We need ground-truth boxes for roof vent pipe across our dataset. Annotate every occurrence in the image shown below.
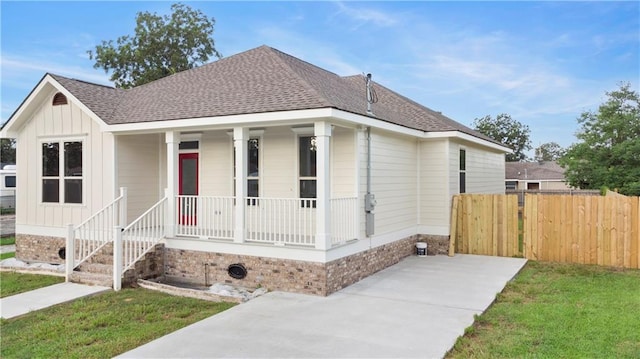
[365,73,377,116]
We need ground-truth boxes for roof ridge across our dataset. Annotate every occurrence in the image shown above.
[263,46,336,108]
[49,73,119,90]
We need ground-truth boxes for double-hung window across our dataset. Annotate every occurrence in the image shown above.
[42,140,83,204]
[299,136,317,208]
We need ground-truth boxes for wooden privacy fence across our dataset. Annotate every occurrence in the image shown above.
[450,193,640,269]
[449,194,520,257]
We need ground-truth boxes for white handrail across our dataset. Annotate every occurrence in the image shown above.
[67,188,127,275]
[121,196,168,272]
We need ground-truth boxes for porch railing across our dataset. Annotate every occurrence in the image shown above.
[66,188,127,280]
[331,197,358,245]
[175,195,235,239]
[246,197,317,246]
[171,195,359,248]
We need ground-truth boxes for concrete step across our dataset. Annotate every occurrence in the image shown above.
[70,271,113,287]
[86,255,113,266]
[78,262,113,275]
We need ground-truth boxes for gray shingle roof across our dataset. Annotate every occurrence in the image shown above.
[51,45,499,144]
[505,161,566,181]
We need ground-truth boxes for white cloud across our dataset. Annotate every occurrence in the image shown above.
[1,55,111,85]
[333,1,398,28]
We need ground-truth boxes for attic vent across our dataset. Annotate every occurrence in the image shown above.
[52,93,68,106]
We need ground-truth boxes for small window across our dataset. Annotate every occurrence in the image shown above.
[459,149,466,193]
[5,175,16,188]
[52,93,68,106]
[299,136,317,207]
[179,141,199,150]
[506,181,517,190]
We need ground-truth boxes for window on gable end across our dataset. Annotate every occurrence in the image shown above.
[52,93,68,106]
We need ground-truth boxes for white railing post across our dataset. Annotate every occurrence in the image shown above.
[113,226,123,291]
[315,122,332,250]
[119,187,128,227]
[65,223,75,282]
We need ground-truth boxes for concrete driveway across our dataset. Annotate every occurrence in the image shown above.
[118,254,527,359]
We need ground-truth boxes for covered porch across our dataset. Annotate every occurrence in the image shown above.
[117,120,364,251]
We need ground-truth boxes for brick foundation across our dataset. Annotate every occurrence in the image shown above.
[164,249,328,295]
[123,244,165,286]
[15,234,66,264]
[164,233,449,296]
[15,232,450,296]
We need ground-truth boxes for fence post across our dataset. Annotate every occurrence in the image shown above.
[65,224,75,282]
[449,196,459,256]
[119,187,128,227]
[113,226,123,291]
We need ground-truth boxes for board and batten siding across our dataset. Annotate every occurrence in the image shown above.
[16,88,115,233]
[116,134,164,222]
[419,139,451,234]
[366,129,418,236]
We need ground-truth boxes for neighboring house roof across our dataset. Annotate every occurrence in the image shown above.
[4,45,502,147]
[505,161,566,181]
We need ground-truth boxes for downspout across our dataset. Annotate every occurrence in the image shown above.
[365,127,376,237]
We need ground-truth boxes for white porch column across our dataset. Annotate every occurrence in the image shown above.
[234,127,249,243]
[165,131,179,238]
[315,121,332,250]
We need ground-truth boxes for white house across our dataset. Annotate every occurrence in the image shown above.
[0,46,509,295]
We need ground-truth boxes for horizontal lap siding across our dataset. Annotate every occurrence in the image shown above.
[451,140,505,194]
[262,127,296,198]
[331,127,356,197]
[420,140,450,230]
[17,87,114,228]
[370,130,418,234]
[199,131,232,196]
[117,134,162,222]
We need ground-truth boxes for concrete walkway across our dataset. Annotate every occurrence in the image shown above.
[119,254,527,359]
[1,282,110,319]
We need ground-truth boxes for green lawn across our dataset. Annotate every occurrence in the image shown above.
[0,236,15,246]
[0,252,15,260]
[0,284,235,358]
[447,261,640,358]
[0,271,64,298]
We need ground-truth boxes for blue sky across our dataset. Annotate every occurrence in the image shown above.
[1,1,638,154]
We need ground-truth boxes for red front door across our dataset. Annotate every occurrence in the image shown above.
[179,153,198,225]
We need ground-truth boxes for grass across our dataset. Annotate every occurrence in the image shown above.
[447,261,640,358]
[1,236,15,245]
[0,285,235,358]
[0,271,64,298]
[0,252,15,260]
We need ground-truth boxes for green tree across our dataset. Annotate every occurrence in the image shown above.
[559,83,640,195]
[473,113,532,161]
[534,142,564,162]
[0,138,16,165]
[89,3,221,89]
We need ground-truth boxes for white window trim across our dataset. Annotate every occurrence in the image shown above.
[39,136,86,206]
